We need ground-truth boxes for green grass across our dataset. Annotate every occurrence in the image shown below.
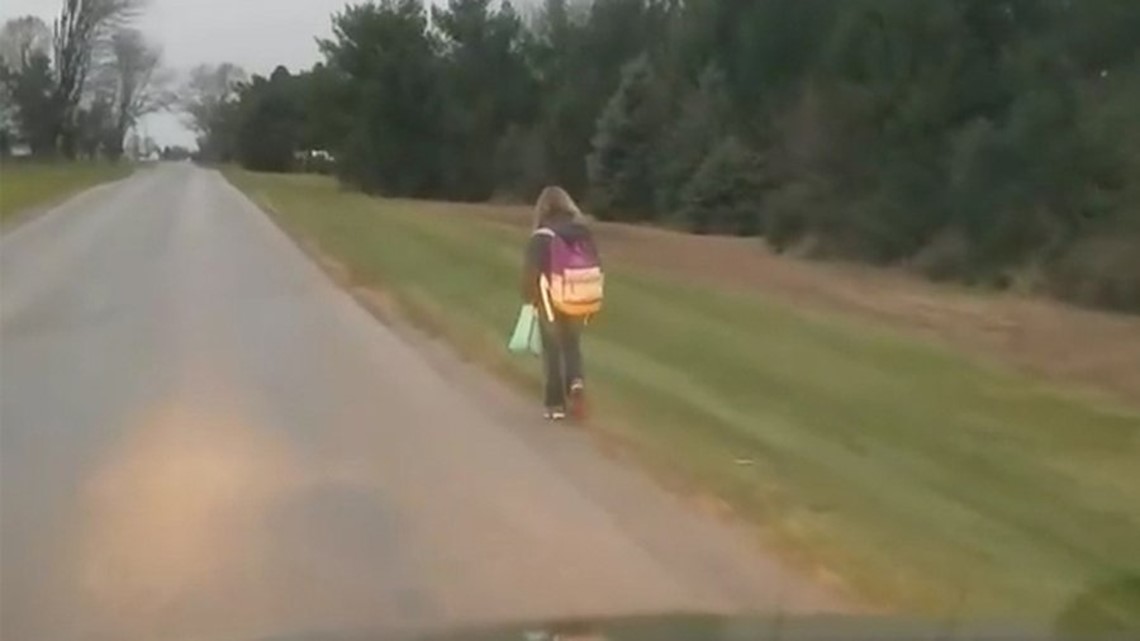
[226,169,1140,630]
[0,161,132,222]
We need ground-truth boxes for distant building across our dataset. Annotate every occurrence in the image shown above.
[295,149,336,174]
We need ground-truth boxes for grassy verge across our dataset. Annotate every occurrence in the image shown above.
[0,161,132,222]
[226,169,1140,628]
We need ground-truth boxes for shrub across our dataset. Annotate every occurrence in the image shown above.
[677,136,768,236]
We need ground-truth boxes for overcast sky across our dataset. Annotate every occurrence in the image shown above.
[0,0,361,146]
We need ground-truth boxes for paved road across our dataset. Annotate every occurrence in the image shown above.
[1,165,842,641]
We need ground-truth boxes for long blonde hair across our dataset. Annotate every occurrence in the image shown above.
[533,185,585,229]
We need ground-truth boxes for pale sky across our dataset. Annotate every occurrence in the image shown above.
[0,0,359,147]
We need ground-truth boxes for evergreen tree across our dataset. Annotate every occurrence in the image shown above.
[678,136,768,235]
[587,54,667,220]
[655,63,732,216]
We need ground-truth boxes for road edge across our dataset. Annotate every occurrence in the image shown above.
[0,170,136,237]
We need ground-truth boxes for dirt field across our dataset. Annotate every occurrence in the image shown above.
[418,199,1140,407]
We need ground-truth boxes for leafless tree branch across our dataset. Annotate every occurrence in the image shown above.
[179,62,247,136]
[0,16,52,72]
[52,0,148,155]
[99,27,166,156]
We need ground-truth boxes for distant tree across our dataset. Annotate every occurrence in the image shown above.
[296,63,347,153]
[587,54,668,220]
[673,0,836,114]
[179,62,247,162]
[493,123,548,199]
[0,52,58,155]
[74,90,116,158]
[433,0,539,200]
[53,0,145,157]
[318,0,445,195]
[233,66,305,172]
[0,16,52,72]
[655,63,732,216]
[540,0,673,197]
[99,28,168,159]
[678,136,768,235]
[0,16,55,154]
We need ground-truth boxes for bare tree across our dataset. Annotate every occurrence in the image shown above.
[0,16,52,72]
[100,28,168,158]
[180,63,246,134]
[53,0,145,156]
[179,62,247,159]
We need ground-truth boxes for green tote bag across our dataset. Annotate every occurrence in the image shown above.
[507,304,543,356]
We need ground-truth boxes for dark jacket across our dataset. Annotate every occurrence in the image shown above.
[520,217,599,305]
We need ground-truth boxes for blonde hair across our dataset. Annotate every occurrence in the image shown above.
[533,185,585,229]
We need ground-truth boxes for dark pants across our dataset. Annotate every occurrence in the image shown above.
[539,314,584,409]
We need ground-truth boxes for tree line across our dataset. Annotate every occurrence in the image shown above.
[23,0,1140,311]
[0,0,170,161]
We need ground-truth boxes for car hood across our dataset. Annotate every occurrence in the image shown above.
[260,611,1134,641]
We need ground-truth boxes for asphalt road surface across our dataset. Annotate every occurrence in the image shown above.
[1,165,843,641]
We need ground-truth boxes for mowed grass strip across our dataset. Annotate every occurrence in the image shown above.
[227,169,1140,625]
[0,161,132,222]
